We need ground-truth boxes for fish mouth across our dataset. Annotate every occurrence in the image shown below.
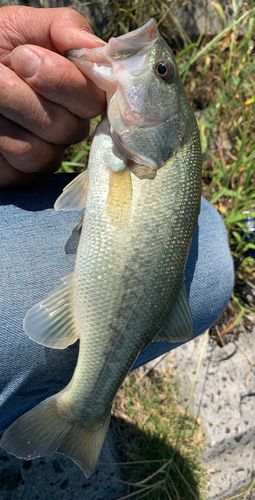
[67,19,176,170]
[67,19,159,95]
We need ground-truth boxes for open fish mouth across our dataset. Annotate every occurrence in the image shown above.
[67,20,178,170]
[67,19,159,95]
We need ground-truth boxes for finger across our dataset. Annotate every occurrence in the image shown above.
[0,6,105,65]
[0,114,64,174]
[11,45,106,119]
[0,155,38,188]
[0,64,90,145]
[49,8,107,53]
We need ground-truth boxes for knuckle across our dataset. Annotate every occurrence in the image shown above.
[34,101,68,144]
[0,132,62,173]
[1,137,34,167]
[38,106,60,137]
[39,105,87,145]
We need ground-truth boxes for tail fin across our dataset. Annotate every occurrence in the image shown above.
[0,394,110,478]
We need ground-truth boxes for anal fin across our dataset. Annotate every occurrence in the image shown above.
[154,282,193,343]
[77,215,84,231]
[23,273,79,349]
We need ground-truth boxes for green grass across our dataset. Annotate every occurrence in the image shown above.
[181,10,255,277]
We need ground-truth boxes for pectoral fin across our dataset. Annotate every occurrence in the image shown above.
[154,282,193,343]
[54,170,89,211]
[23,273,79,349]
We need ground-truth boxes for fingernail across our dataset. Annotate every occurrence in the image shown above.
[80,30,107,46]
[67,29,107,50]
[11,47,41,77]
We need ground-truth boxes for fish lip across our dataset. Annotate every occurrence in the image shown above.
[107,18,158,51]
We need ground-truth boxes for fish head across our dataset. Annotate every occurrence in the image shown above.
[68,19,197,171]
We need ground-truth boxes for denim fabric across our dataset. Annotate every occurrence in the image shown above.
[0,174,234,430]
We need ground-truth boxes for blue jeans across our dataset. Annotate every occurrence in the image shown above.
[0,174,234,431]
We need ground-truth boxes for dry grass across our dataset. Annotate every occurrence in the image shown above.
[112,366,207,500]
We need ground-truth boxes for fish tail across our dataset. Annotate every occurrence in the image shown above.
[0,394,111,478]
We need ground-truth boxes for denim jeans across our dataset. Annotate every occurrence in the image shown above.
[0,174,234,431]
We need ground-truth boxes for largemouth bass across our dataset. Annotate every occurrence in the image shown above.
[1,19,201,477]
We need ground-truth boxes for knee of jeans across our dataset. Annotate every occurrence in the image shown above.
[187,198,234,338]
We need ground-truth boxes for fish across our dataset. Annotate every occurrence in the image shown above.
[0,19,201,478]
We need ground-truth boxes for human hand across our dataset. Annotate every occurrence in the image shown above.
[0,6,106,188]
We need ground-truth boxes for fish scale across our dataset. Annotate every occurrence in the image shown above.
[1,19,201,478]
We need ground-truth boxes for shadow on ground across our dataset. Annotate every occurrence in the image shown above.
[112,415,202,500]
[0,415,201,500]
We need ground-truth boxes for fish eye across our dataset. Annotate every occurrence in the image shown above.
[155,60,174,81]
